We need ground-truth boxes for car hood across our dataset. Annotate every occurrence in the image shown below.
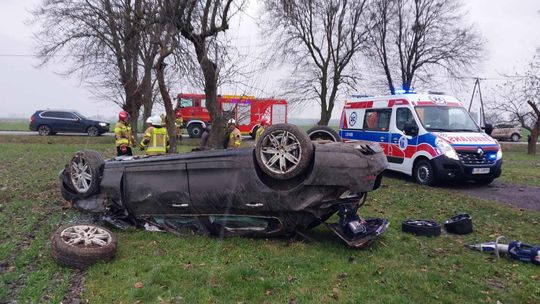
[433,132,498,149]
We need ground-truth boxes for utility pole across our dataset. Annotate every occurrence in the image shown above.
[468,77,486,128]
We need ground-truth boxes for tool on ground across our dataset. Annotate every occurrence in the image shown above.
[466,236,540,265]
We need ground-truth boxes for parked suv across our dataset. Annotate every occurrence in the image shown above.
[29,110,110,136]
[491,124,522,142]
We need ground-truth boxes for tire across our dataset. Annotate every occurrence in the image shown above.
[67,150,104,198]
[402,220,441,237]
[414,159,436,186]
[50,223,117,269]
[444,214,473,235]
[87,126,99,137]
[255,124,313,180]
[38,125,52,136]
[187,123,203,138]
[250,126,259,139]
[510,133,520,142]
[306,126,341,142]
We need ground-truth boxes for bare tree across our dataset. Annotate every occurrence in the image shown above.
[161,0,243,148]
[263,0,369,126]
[489,74,539,155]
[33,0,158,135]
[366,0,483,94]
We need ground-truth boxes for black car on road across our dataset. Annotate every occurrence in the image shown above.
[29,110,110,136]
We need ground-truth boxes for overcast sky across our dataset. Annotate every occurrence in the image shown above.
[0,0,539,119]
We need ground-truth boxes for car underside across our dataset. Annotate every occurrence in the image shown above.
[60,124,389,248]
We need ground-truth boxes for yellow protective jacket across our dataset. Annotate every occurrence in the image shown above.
[227,128,242,148]
[114,121,136,147]
[255,126,265,142]
[140,126,169,155]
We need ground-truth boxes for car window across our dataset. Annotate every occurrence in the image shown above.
[179,98,193,107]
[363,109,392,131]
[396,108,416,131]
[41,111,75,119]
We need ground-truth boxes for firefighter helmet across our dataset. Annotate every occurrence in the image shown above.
[119,111,129,122]
[150,115,162,127]
[145,117,153,124]
[260,118,268,126]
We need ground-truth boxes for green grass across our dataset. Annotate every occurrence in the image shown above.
[0,119,29,131]
[499,143,540,187]
[0,135,539,303]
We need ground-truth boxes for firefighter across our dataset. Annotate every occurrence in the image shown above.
[255,118,268,142]
[175,109,183,140]
[140,116,169,155]
[225,118,242,149]
[114,111,137,156]
[145,116,153,128]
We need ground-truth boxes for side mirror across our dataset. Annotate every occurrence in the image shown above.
[403,122,418,137]
[483,123,493,136]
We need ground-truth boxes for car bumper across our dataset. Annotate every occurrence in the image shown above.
[97,125,110,133]
[431,156,502,182]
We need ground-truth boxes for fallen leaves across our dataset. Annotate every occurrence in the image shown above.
[134,281,143,289]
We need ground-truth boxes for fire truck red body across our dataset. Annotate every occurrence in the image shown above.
[176,93,288,138]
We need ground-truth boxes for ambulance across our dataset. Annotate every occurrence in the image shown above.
[338,92,502,185]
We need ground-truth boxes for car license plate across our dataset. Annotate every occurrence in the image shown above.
[472,168,490,174]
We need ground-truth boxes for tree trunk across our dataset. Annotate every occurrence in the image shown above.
[156,64,177,153]
[195,42,225,149]
[141,67,154,124]
[527,122,539,155]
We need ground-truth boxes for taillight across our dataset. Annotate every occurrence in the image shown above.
[29,115,35,123]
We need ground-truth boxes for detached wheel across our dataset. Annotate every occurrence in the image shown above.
[187,123,203,138]
[68,150,104,198]
[306,126,341,142]
[87,126,99,137]
[402,220,441,237]
[256,124,313,180]
[510,133,520,142]
[414,159,436,186]
[38,125,52,136]
[51,223,117,269]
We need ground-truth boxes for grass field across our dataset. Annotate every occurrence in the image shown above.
[0,119,28,131]
[0,135,539,303]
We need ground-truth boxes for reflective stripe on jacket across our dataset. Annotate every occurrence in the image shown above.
[114,122,133,146]
[228,128,242,148]
[141,126,168,155]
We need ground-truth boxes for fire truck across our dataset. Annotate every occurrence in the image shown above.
[176,93,288,138]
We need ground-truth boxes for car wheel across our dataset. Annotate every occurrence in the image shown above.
[510,133,520,142]
[187,123,203,138]
[414,159,436,186]
[255,124,313,180]
[306,126,341,142]
[67,150,104,198]
[87,126,99,137]
[38,125,52,136]
[50,223,117,269]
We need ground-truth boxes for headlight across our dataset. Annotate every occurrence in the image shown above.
[496,149,502,160]
[435,137,459,160]
[99,122,108,127]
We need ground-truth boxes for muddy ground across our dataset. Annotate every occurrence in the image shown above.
[444,180,540,212]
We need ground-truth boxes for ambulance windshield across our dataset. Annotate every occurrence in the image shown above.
[415,106,480,132]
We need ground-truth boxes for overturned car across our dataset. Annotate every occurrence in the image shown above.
[57,124,389,267]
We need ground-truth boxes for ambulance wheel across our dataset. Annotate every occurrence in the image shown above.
[67,150,104,198]
[306,126,341,142]
[414,159,436,186]
[256,124,313,180]
[188,124,203,138]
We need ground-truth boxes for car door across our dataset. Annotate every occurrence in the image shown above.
[186,150,270,215]
[388,107,419,171]
[122,160,192,216]
[40,111,70,132]
[60,112,84,132]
